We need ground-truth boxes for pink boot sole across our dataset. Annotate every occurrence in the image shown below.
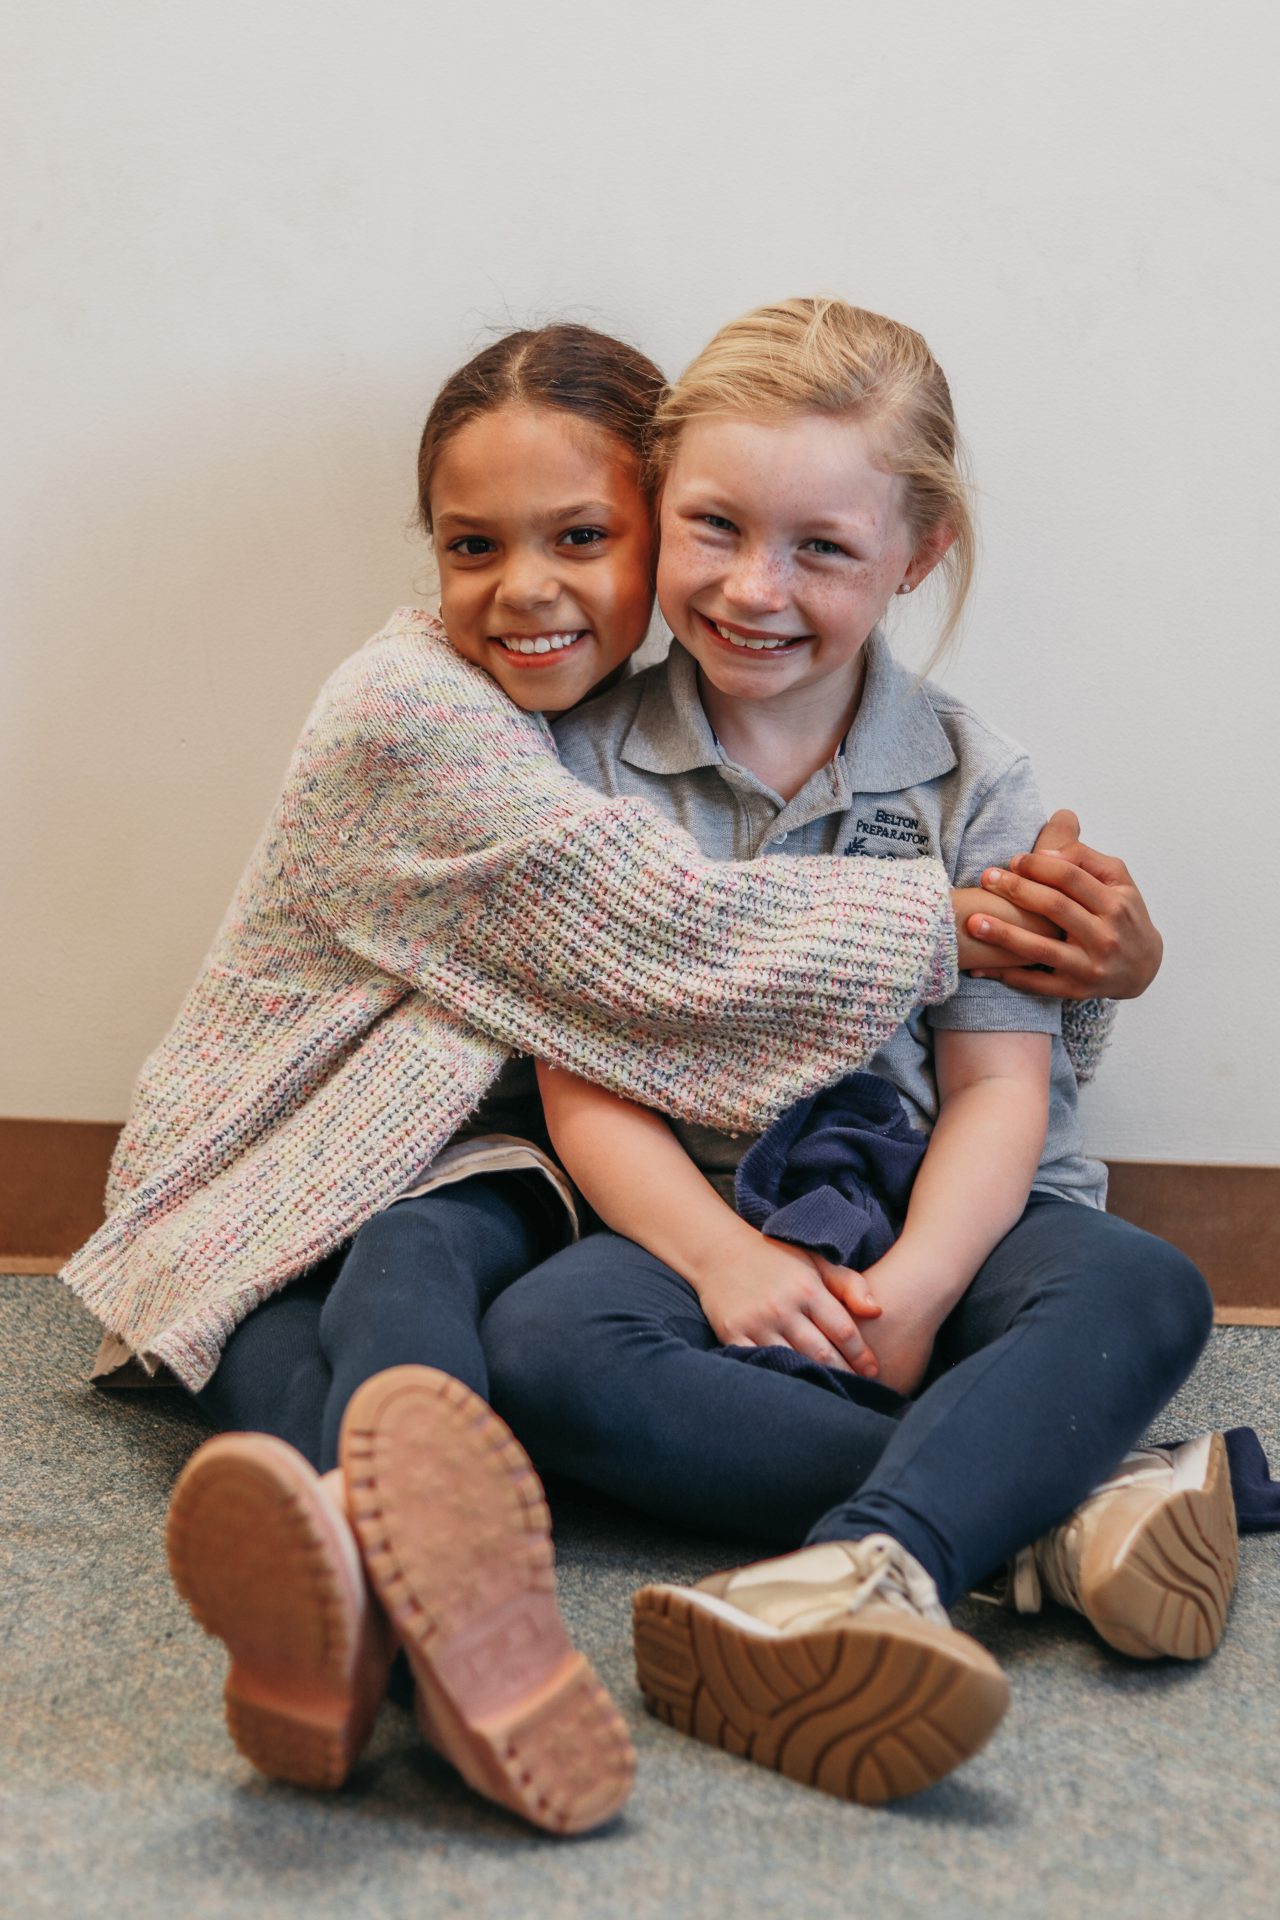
[340,1366,635,1834]
[167,1432,393,1788]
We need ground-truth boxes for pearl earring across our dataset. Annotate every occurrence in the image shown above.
[897,581,913,594]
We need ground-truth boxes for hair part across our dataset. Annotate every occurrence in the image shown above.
[653,297,976,658]
[418,323,666,533]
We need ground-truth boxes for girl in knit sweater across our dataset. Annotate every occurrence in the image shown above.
[82,324,1164,1832]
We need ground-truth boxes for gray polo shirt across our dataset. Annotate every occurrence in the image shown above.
[552,633,1106,1210]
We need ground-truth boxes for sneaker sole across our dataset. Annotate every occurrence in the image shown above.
[166,1434,388,1789]
[1082,1430,1239,1659]
[339,1366,635,1836]
[633,1584,1009,1805]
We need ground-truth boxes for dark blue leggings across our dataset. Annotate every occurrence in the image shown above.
[194,1175,557,1473]
[483,1197,1213,1608]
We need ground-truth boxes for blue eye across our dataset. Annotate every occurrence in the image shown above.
[804,538,844,557]
[561,526,607,547]
[700,514,737,533]
[447,536,495,557]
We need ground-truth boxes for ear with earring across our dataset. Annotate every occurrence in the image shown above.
[896,580,913,595]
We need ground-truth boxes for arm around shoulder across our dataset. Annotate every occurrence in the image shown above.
[280,621,960,1131]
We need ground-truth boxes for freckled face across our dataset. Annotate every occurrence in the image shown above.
[430,404,656,713]
[656,413,920,714]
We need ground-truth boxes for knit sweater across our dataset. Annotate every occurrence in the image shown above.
[62,610,969,1391]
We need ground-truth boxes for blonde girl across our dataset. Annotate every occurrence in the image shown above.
[484,299,1235,1807]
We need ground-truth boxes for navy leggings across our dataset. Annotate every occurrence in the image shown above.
[195,1175,557,1473]
[483,1196,1213,1608]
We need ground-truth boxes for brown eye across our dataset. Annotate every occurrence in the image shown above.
[561,526,607,548]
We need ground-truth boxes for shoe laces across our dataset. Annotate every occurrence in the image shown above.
[835,1535,951,1628]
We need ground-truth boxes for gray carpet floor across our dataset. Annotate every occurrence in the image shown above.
[3,1272,1277,1920]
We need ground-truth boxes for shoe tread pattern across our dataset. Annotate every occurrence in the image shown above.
[166,1442,368,1790]
[341,1366,633,1834]
[1085,1431,1240,1660]
[633,1586,1007,1805]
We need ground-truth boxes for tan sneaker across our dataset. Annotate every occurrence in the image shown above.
[339,1366,634,1836]
[166,1432,395,1789]
[1008,1431,1239,1659]
[633,1534,1009,1805]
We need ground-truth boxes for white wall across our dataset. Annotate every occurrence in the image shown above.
[4,0,1276,1161]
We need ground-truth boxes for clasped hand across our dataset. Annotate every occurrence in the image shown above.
[697,1229,945,1400]
[696,1231,882,1378]
[960,809,1163,999]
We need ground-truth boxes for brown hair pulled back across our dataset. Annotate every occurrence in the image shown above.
[417,324,666,532]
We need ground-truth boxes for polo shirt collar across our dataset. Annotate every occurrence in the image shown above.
[620,640,723,775]
[842,630,957,792]
[619,629,958,790]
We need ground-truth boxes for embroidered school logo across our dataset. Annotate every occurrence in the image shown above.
[846,807,930,858]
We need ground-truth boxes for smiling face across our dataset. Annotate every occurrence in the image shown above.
[430,403,656,713]
[657,412,947,721]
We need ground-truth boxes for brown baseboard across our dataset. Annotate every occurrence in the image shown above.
[1103,1161,1280,1314]
[0,1118,121,1268]
[1,1119,1277,1318]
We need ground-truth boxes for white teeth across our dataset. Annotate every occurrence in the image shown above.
[713,620,796,651]
[497,632,583,655]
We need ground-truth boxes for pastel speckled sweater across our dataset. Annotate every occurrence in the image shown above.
[60,610,1090,1392]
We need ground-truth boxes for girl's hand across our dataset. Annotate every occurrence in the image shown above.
[696,1235,881,1377]
[952,888,1058,972]
[966,815,1163,1000]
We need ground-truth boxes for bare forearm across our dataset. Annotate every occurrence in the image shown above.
[856,1052,1049,1396]
[891,1077,1047,1310]
[536,1062,754,1285]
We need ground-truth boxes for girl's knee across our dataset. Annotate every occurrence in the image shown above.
[1088,1228,1213,1373]
[486,1240,693,1422]
[1146,1241,1214,1360]
[484,1269,586,1408]
[343,1201,432,1265]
